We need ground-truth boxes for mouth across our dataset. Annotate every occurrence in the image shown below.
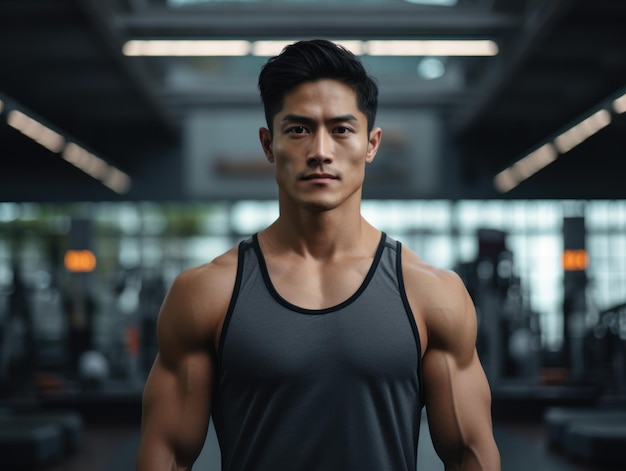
[301,173,338,181]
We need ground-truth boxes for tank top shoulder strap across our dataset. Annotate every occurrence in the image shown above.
[383,234,425,405]
[216,236,254,363]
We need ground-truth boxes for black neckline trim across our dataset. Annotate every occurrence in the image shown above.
[252,232,387,315]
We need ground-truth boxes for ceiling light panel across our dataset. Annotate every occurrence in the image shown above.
[123,39,498,57]
[123,40,251,56]
[553,109,611,155]
[366,40,498,56]
[613,93,626,114]
[166,0,458,5]
[7,110,65,153]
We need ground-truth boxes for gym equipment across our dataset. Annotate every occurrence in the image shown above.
[78,350,110,387]
[544,406,626,467]
[459,229,541,388]
[544,406,626,449]
[589,302,626,395]
[0,419,63,469]
[565,420,626,467]
[0,421,63,469]
[0,409,83,468]
[24,410,83,453]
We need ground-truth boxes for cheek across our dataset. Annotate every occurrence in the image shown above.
[272,140,297,162]
[345,142,370,164]
[272,148,299,179]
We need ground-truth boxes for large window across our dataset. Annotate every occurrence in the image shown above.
[1,200,624,363]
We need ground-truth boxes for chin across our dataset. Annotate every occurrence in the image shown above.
[301,200,338,212]
[297,188,361,213]
[296,194,344,212]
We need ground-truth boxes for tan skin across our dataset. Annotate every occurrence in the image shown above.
[136,79,500,470]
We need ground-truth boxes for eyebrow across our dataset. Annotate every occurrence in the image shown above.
[281,114,359,125]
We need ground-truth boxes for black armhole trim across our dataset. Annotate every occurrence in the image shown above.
[216,239,247,371]
[396,241,426,407]
[252,232,387,315]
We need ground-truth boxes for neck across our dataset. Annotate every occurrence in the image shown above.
[261,198,377,261]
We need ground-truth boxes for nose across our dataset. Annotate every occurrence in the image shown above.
[307,131,333,167]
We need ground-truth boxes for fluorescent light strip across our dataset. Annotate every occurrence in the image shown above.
[613,93,626,114]
[494,143,557,193]
[167,0,460,4]
[252,40,365,57]
[63,142,109,179]
[366,40,498,56]
[553,109,611,154]
[123,39,251,56]
[7,110,65,153]
[251,40,291,57]
[103,167,132,194]
[493,168,519,194]
[4,106,131,194]
[404,0,457,5]
[122,39,498,57]
[494,107,613,193]
[511,143,558,180]
[63,142,131,194]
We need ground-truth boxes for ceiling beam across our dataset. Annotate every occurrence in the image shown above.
[452,0,574,137]
[76,0,179,133]
[114,5,520,38]
[159,88,473,110]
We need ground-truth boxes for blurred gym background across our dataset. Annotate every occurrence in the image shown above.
[1,0,626,469]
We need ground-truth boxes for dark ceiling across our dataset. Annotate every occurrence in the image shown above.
[0,0,625,202]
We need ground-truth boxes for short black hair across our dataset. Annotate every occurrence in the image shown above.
[258,39,379,134]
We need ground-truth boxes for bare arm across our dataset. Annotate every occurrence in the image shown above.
[136,256,235,471]
[407,256,500,470]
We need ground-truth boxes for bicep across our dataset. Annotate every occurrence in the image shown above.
[423,348,496,469]
[139,353,213,469]
[421,272,500,469]
[137,273,215,470]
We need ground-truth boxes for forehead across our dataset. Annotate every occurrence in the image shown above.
[279,79,362,118]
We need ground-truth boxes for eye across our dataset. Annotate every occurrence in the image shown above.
[287,126,308,134]
[334,126,352,134]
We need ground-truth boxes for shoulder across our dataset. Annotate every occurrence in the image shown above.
[400,245,476,353]
[172,244,240,300]
[400,244,469,308]
[157,244,240,353]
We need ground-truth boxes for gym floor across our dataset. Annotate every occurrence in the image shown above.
[41,414,606,471]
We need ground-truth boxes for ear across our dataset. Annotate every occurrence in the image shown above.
[259,127,274,163]
[365,127,382,164]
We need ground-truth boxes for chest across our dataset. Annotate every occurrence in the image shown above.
[263,255,372,310]
[221,271,419,387]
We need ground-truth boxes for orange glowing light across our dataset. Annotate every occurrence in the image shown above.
[562,249,588,271]
[64,250,97,272]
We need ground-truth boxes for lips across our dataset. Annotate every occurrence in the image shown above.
[301,173,338,180]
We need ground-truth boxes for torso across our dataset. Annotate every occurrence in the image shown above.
[211,232,424,470]
[199,230,437,360]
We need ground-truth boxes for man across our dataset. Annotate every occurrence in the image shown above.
[137,39,500,470]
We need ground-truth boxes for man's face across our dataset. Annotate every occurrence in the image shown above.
[259,79,381,212]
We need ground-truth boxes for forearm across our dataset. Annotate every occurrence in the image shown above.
[425,353,500,471]
[138,359,211,471]
[445,441,500,471]
[136,441,182,471]
[137,409,207,471]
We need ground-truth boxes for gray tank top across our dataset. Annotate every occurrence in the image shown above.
[213,232,424,470]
